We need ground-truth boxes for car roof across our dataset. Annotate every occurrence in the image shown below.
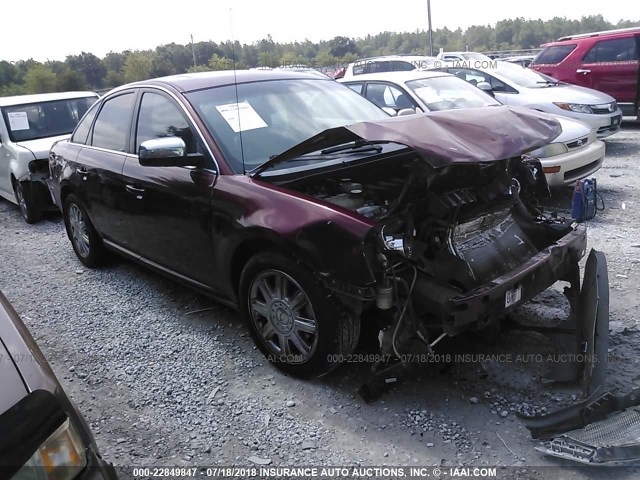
[543,26,640,46]
[0,91,98,107]
[119,70,330,94]
[351,55,438,63]
[339,70,453,83]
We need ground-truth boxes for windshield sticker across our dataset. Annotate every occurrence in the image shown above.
[216,101,267,133]
[7,112,30,131]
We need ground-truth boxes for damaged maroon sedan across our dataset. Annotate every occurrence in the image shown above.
[48,70,598,381]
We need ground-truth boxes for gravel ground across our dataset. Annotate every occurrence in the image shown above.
[1,123,640,480]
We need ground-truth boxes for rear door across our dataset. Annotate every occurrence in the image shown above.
[577,35,639,107]
[119,89,218,287]
[75,91,137,240]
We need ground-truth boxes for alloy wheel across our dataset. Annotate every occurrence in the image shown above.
[248,269,318,363]
[68,204,90,258]
[15,183,28,220]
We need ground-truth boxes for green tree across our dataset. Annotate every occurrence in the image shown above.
[122,52,153,83]
[328,36,358,57]
[24,64,57,93]
[104,70,124,88]
[66,52,106,89]
[56,69,88,91]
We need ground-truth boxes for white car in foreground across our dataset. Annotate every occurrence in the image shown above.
[433,61,622,138]
[0,92,98,223]
[339,71,605,187]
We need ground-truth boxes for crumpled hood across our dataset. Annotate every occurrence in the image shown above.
[254,105,561,173]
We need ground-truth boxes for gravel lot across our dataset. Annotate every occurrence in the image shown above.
[1,124,640,480]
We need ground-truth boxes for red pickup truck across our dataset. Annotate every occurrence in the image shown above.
[531,27,640,118]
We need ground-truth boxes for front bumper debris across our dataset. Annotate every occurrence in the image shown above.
[522,386,640,465]
[359,249,610,403]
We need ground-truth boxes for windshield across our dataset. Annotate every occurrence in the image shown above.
[2,96,98,142]
[493,62,560,88]
[186,79,388,173]
[406,76,500,111]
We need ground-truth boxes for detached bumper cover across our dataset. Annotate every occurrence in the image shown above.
[443,224,587,334]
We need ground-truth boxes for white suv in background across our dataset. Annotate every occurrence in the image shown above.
[0,92,98,223]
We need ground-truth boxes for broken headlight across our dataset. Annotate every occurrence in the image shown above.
[13,418,87,480]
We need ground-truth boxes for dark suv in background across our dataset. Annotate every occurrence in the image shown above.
[531,27,640,118]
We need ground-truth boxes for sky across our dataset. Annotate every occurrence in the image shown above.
[1,0,638,62]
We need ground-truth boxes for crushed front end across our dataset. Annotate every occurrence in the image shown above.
[259,107,607,398]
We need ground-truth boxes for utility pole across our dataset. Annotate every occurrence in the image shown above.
[427,0,434,56]
[190,34,197,69]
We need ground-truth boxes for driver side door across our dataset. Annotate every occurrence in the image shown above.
[118,90,219,288]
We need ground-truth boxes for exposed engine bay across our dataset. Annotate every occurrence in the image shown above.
[281,150,574,293]
[271,148,596,400]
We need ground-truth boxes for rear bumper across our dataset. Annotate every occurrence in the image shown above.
[441,224,587,334]
[541,140,605,187]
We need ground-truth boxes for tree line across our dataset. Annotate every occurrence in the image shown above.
[1,15,638,96]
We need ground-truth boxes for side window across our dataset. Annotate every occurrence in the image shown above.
[451,69,489,86]
[345,83,363,94]
[135,92,196,154]
[583,37,638,63]
[533,45,577,65]
[365,83,417,110]
[451,69,514,93]
[71,102,99,145]
[91,93,135,152]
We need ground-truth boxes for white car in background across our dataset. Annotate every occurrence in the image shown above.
[339,70,605,187]
[0,92,98,223]
[332,55,438,79]
[433,61,622,138]
[436,51,493,63]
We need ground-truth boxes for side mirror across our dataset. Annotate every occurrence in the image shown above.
[381,107,397,116]
[476,82,494,97]
[397,108,417,116]
[138,137,201,167]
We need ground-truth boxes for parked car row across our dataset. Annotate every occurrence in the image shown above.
[339,70,606,186]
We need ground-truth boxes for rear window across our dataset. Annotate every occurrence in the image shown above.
[532,45,576,65]
[2,96,97,143]
[583,37,638,63]
[353,61,416,75]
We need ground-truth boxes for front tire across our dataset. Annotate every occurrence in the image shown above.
[240,252,360,378]
[63,194,106,267]
[13,180,42,224]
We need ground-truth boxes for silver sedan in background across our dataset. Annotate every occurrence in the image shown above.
[339,70,606,187]
[432,61,622,138]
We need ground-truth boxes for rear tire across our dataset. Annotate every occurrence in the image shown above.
[63,193,106,267]
[240,252,360,378]
[13,180,42,224]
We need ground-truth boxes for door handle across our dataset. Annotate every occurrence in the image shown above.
[125,184,145,194]
[576,69,591,74]
[76,167,89,175]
